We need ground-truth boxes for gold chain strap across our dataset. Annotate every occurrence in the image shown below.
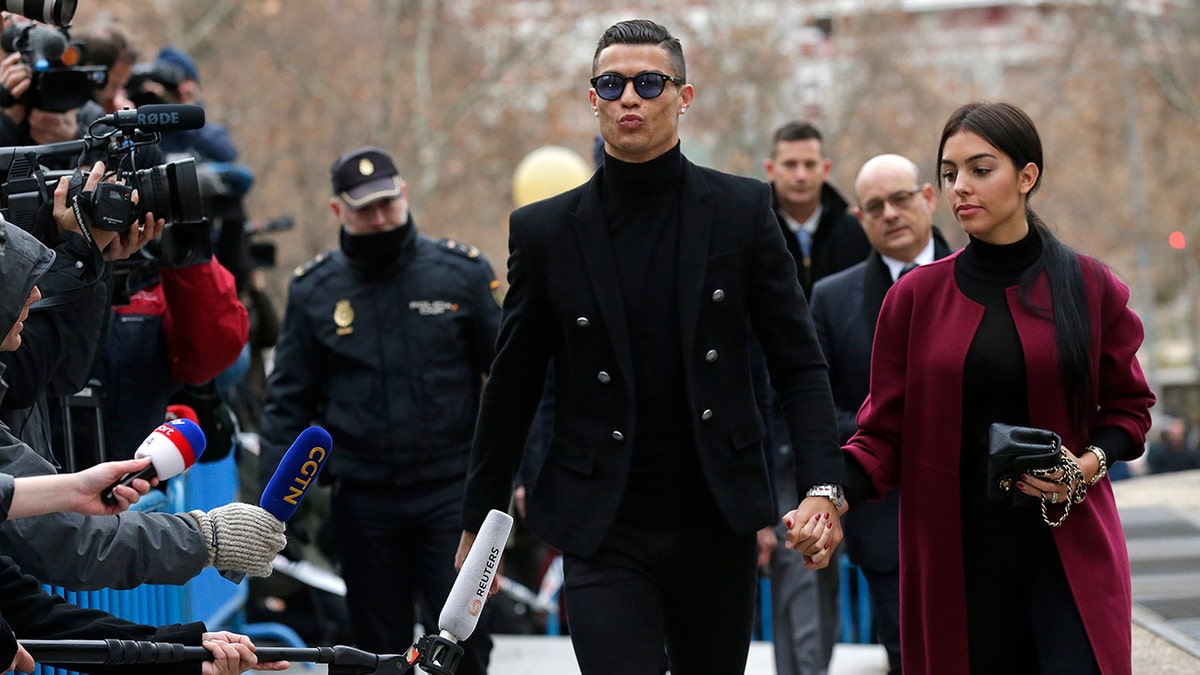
[1027,448,1088,528]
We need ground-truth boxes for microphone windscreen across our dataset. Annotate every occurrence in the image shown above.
[133,418,206,479]
[259,426,332,522]
[438,509,513,642]
[129,104,206,132]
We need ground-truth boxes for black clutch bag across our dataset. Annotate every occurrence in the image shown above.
[987,423,1062,506]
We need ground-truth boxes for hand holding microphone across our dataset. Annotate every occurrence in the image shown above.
[199,427,332,581]
[101,418,206,506]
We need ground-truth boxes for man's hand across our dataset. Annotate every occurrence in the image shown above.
[0,51,30,122]
[200,632,290,674]
[7,456,155,519]
[6,642,34,674]
[755,525,777,568]
[781,495,845,570]
[455,530,501,599]
[104,211,165,261]
[27,107,76,144]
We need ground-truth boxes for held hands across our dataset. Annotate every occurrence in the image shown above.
[781,495,846,571]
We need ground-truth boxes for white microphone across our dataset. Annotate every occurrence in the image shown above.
[438,509,514,643]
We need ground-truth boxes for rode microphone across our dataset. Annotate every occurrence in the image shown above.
[221,426,332,583]
[97,104,206,133]
[101,418,205,505]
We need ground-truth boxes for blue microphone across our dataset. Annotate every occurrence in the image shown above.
[259,426,332,521]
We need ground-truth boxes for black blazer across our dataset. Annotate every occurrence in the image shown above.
[776,183,872,298]
[463,156,845,557]
[808,228,952,571]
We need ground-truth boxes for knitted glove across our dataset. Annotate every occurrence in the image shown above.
[188,503,286,577]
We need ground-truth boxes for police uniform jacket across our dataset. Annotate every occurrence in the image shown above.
[462,155,845,558]
[259,219,500,488]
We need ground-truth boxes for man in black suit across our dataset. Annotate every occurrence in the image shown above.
[457,19,846,675]
[765,122,871,299]
[808,153,953,674]
[764,121,871,675]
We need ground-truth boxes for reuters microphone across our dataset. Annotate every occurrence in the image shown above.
[101,418,205,505]
[440,509,513,642]
[220,426,332,583]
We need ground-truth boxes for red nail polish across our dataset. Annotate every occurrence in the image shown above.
[824,513,830,519]
[824,544,829,550]
[785,518,793,528]
[826,522,832,529]
[1016,481,1025,490]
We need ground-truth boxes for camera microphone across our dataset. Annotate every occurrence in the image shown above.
[98,104,206,133]
[100,418,206,505]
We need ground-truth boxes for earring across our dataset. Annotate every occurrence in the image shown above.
[593,110,599,117]
[680,107,687,115]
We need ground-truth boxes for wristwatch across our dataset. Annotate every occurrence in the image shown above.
[806,483,845,510]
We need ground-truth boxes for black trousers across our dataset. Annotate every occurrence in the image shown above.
[563,519,758,675]
[331,476,492,675]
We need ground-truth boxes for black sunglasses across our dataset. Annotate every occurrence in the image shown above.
[590,71,685,101]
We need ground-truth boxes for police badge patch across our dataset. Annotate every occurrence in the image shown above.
[334,299,355,335]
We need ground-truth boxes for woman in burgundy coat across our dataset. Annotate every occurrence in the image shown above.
[786,102,1154,674]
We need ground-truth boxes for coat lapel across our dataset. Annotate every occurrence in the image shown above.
[677,162,715,361]
[863,252,892,336]
[570,173,636,396]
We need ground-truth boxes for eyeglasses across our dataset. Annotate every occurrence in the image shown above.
[590,71,685,101]
[860,188,922,219]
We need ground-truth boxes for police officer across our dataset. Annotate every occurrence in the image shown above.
[258,147,500,673]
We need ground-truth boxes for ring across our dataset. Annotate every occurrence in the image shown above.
[1050,492,1058,504]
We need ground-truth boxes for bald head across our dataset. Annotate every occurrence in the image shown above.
[853,154,937,263]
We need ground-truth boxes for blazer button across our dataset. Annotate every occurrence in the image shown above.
[597,371,611,384]
[711,289,725,302]
[576,317,591,327]
[705,349,719,364]
[701,409,714,422]
[612,430,625,442]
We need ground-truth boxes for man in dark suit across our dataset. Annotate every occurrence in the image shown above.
[808,153,953,674]
[764,122,872,299]
[763,121,872,675]
[457,19,846,675]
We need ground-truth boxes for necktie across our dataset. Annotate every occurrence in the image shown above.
[898,262,918,279]
[795,228,812,260]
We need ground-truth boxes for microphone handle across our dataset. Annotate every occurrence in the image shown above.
[21,640,389,668]
[100,465,159,506]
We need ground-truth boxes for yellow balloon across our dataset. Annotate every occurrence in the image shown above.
[512,146,593,208]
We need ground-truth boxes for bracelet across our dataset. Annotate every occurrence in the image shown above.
[1086,445,1108,486]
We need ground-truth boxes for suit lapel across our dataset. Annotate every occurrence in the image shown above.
[677,162,715,361]
[863,252,892,336]
[570,173,636,395]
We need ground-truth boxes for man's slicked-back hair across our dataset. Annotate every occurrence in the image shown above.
[593,19,686,82]
[770,121,823,157]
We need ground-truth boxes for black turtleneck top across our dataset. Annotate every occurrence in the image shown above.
[601,144,720,526]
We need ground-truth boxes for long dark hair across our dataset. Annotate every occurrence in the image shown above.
[937,102,1095,437]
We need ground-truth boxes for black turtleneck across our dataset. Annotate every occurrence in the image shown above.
[601,143,718,526]
[339,215,418,278]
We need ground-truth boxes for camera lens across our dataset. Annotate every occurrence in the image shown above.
[135,157,202,225]
[3,1,76,26]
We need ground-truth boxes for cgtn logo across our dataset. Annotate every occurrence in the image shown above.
[469,598,483,617]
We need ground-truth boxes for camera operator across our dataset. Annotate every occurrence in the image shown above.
[0,12,103,157]
[128,47,236,164]
[0,162,286,591]
[73,23,135,115]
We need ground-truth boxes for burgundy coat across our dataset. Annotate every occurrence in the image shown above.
[845,250,1154,675]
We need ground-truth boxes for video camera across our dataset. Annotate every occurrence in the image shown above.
[0,103,205,239]
[0,1,105,113]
